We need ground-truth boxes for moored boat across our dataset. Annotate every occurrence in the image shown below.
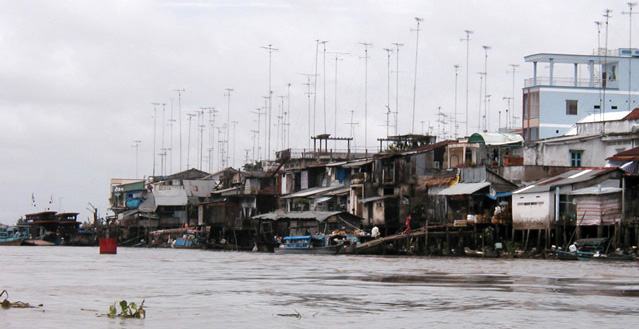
[274,235,345,254]
[0,225,29,246]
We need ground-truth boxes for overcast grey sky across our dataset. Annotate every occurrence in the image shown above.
[0,0,634,223]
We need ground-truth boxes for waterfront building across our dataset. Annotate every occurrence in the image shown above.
[524,108,639,167]
[523,49,639,141]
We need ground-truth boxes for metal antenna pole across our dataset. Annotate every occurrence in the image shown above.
[133,140,141,178]
[313,40,323,136]
[261,44,278,160]
[169,99,175,174]
[482,45,491,132]
[461,30,473,136]
[509,64,519,130]
[320,40,328,133]
[161,103,166,167]
[384,47,393,136]
[454,65,460,138]
[360,42,372,151]
[174,89,185,171]
[623,3,638,111]
[232,120,238,168]
[392,43,404,136]
[603,9,612,130]
[186,113,196,169]
[327,51,348,147]
[287,83,291,149]
[411,17,423,134]
[151,103,160,177]
[224,88,233,167]
[297,73,316,148]
[477,72,486,132]
[345,110,359,142]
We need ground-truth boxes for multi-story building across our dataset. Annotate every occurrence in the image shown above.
[523,48,639,141]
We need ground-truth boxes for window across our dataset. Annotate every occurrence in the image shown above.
[566,100,578,115]
[570,150,583,167]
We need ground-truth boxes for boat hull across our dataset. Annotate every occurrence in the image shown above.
[274,244,344,255]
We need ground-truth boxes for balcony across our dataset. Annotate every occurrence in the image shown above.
[524,76,603,88]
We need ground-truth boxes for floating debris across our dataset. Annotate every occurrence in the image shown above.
[277,309,301,319]
[108,300,145,319]
[1,290,41,309]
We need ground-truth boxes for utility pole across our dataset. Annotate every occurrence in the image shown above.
[261,44,278,160]
[392,42,403,136]
[174,89,185,171]
[360,42,372,151]
[461,30,473,136]
[411,17,423,134]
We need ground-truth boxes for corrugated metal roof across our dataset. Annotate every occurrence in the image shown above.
[513,169,618,194]
[437,182,491,196]
[281,185,344,199]
[153,188,188,206]
[253,211,342,222]
[342,159,374,168]
[569,186,622,195]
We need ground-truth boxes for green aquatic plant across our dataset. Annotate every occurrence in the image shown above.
[108,300,145,319]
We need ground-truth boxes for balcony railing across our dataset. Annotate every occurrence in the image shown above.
[524,77,603,88]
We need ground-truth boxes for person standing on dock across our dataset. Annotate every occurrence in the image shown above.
[403,214,412,234]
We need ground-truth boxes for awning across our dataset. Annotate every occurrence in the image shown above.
[281,185,344,199]
[438,182,491,196]
[482,192,512,200]
[358,195,395,204]
[342,159,373,168]
[313,196,334,203]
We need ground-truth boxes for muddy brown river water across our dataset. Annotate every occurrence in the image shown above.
[1,246,639,328]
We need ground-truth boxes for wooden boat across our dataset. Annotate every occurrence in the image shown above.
[0,225,29,246]
[551,238,637,261]
[274,235,344,254]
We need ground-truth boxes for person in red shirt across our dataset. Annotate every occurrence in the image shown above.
[403,214,412,234]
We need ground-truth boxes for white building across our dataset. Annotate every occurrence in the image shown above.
[523,49,639,141]
[523,109,639,167]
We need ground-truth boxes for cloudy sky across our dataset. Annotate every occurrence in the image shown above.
[0,0,634,223]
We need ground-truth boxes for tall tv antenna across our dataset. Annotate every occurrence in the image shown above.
[392,42,403,135]
[411,17,423,134]
[623,3,638,111]
[174,89,185,170]
[151,102,160,176]
[261,44,278,160]
[461,30,473,136]
[360,42,372,150]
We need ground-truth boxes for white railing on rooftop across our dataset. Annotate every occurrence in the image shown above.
[525,77,603,88]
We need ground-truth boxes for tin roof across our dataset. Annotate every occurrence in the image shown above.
[513,168,618,194]
[437,182,491,196]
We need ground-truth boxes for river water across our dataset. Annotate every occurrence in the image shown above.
[1,246,639,328]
